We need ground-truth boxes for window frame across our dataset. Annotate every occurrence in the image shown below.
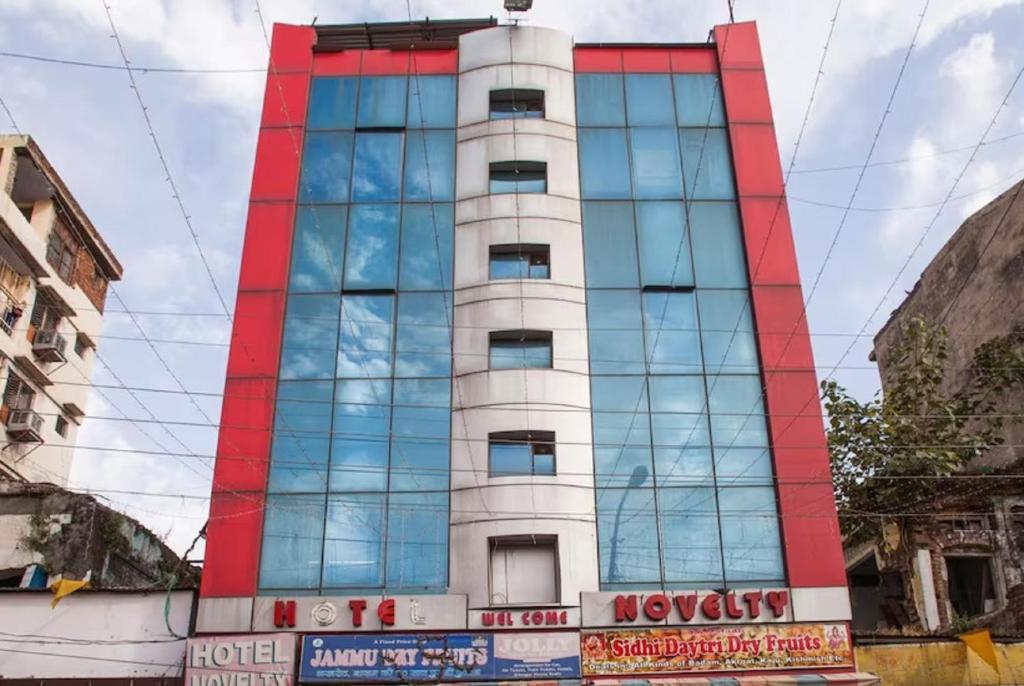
[489,535,560,606]
[488,244,551,280]
[488,330,553,370]
[55,414,68,437]
[489,161,547,195]
[488,430,556,477]
[489,89,545,120]
[45,220,77,283]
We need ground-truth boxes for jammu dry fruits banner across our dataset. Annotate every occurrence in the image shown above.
[581,623,854,675]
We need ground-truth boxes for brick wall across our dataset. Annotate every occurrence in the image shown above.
[72,246,108,313]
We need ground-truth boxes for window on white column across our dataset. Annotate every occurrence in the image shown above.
[489,536,558,605]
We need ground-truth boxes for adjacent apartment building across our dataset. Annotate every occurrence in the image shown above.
[196,18,872,684]
[0,135,122,485]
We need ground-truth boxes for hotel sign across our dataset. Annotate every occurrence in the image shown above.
[581,589,792,627]
[581,623,854,675]
[185,633,295,685]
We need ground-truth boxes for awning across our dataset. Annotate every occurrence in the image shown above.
[583,674,880,686]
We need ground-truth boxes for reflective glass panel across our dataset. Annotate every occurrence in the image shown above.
[357,76,407,127]
[269,380,332,493]
[587,290,645,374]
[689,202,748,288]
[673,74,725,126]
[330,379,391,492]
[579,129,631,199]
[581,202,638,288]
[344,205,399,290]
[399,204,453,290]
[289,206,346,293]
[322,494,384,587]
[597,488,660,584]
[707,375,769,447]
[697,289,759,374]
[352,133,403,202]
[718,486,784,582]
[337,295,394,378]
[299,132,353,203]
[404,130,455,201]
[279,294,340,380]
[395,292,451,377]
[648,375,709,448]
[636,201,691,286]
[389,378,450,491]
[625,74,676,126]
[259,494,325,590]
[575,74,626,126]
[660,486,724,584]
[308,76,358,130]
[680,128,736,200]
[630,128,684,199]
[643,291,702,374]
[406,75,456,128]
[490,442,532,476]
[386,491,448,589]
[490,338,552,369]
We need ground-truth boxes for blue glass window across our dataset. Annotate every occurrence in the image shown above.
[407,75,456,128]
[591,376,652,489]
[680,129,736,200]
[660,487,724,584]
[344,205,399,290]
[597,487,660,585]
[490,89,545,120]
[579,129,631,199]
[697,289,759,374]
[352,133,403,202]
[357,76,407,128]
[636,201,691,286]
[337,295,394,378]
[715,446,773,485]
[707,375,769,447]
[260,494,326,590]
[582,202,638,288]
[718,487,784,582]
[322,494,384,588]
[625,74,676,126]
[489,245,550,280]
[648,375,710,450]
[299,132,353,203]
[308,77,358,129]
[279,294,340,380]
[399,204,454,290]
[330,379,391,492]
[689,202,748,287]
[643,291,702,374]
[395,292,451,378]
[587,290,645,374]
[673,74,725,127]
[630,128,684,199]
[489,162,546,194]
[404,130,455,201]
[575,74,625,126]
[289,206,346,293]
[390,379,450,491]
[489,332,552,369]
[490,432,555,476]
[268,380,332,493]
[386,491,448,589]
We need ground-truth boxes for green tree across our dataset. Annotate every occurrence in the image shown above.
[822,316,1024,539]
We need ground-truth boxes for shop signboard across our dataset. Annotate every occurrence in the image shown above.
[300,632,580,682]
[581,623,854,676]
[185,632,296,685]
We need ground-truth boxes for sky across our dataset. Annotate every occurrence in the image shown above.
[0,0,1022,555]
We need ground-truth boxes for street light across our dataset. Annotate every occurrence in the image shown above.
[504,0,533,11]
[607,465,649,582]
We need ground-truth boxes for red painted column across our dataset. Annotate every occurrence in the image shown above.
[201,23,315,598]
[714,21,847,588]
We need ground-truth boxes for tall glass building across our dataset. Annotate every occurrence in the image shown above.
[194,16,867,685]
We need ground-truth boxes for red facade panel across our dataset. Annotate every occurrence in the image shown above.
[574,47,623,72]
[361,49,411,74]
[249,127,303,202]
[669,48,718,73]
[621,48,671,72]
[716,21,847,589]
[237,203,295,292]
[226,290,285,380]
[312,50,361,75]
[260,72,311,127]
[411,49,459,74]
[200,491,265,597]
[738,197,801,286]
[212,377,277,493]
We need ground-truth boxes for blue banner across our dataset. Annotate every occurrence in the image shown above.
[300,632,581,683]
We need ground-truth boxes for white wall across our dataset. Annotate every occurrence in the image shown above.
[0,590,193,678]
[451,25,598,609]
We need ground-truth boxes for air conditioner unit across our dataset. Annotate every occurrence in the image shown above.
[6,408,43,442]
[33,329,67,363]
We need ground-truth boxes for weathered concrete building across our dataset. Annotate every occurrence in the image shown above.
[847,180,1024,635]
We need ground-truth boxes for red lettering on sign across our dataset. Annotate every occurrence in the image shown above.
[482,612,495,626]
[701,594,722,620]
[273,600,296,628]
[673,593,697,621]
[377,598,395,625]
[765,590,788,618]
[725,593,744,619]
[349,599,367,627]
[743,591,763,618]
[614,594,638,622]
[643,594,671,620]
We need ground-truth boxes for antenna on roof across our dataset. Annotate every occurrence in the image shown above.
[504,0,533,25]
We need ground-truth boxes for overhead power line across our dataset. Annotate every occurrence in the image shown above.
[0,49,265,73]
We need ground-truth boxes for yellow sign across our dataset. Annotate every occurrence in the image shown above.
[581,623,854,675]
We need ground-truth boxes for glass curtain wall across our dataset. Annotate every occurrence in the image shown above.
[258,73,456,594]
[577,72,784,590]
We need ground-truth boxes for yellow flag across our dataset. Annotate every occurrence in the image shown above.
[49,575,90,608]
[958,628,1000,672]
